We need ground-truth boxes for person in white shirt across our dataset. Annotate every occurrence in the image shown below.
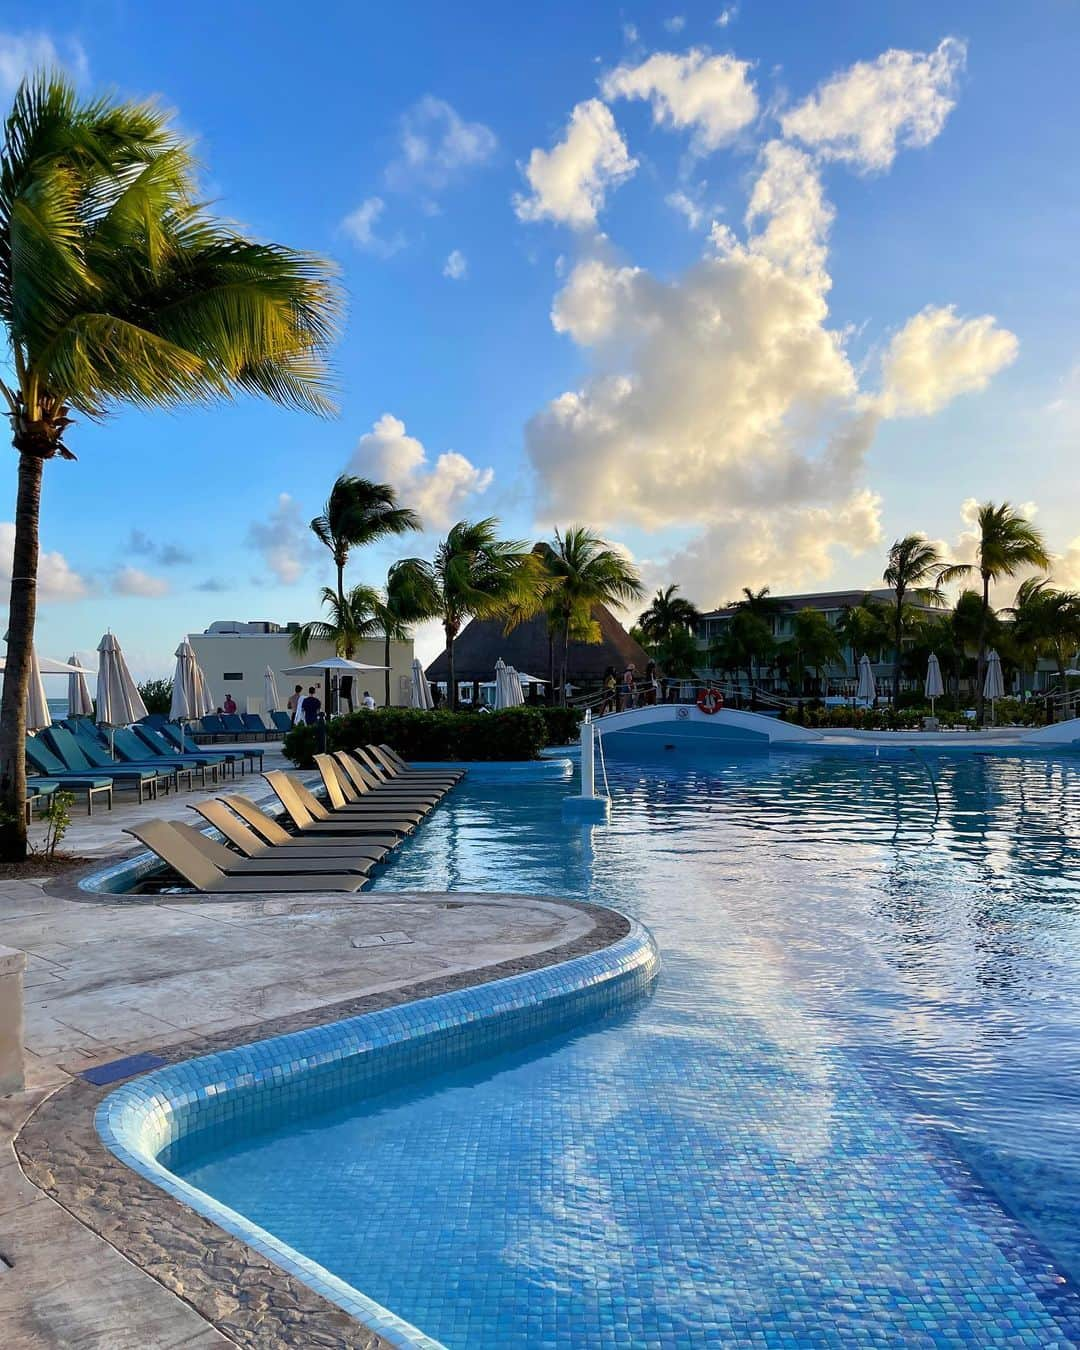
[361,690,376,711]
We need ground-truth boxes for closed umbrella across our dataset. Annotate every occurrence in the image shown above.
[26,644,51,732]
[983,648,1005,723]
[494,657,512,710]
[924,652,944,717]
[264,665,281,713]
[410,658,433,709]
[97,632,148,753]
[169,638,214,749]
[856,653,876,706]
[506,664,526,706]
[67,653,93,717]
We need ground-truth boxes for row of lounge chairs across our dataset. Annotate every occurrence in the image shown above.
[124,744,462,893]
[25,719,265,816]
[195,711,295,742]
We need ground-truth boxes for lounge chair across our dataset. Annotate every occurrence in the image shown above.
[90,725,197,792]
[314,755,432,821]
[350,745,456,795]
[45,725,171,803]
[270,711,294,735]
[371,743,463,784]
[25,778,58,822]
[218,712,257,741]
[170,820,374,877]
[189,799,390,865]
[158,723,258,774]
[241,713,273,741]
[25,736,116,813]
[263,770,418,837]
[221,794,399,854]
[329,752,444,807]
[132,724,232,782]
[124,820,367,893]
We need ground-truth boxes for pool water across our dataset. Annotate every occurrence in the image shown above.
[177,751,1080,1346]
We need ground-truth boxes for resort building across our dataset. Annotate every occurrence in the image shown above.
[189,619,415,711]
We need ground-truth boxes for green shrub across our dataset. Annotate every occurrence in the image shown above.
[533,705,583,745]
[283,706,550,768]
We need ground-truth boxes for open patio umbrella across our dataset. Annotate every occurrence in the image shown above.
[96,632,148,752]
[282,655,388,718]
[264,665,281,713]
[410,657,433,709]
[67,653,93,717]
[856,653,876,706]
[983,648,1005,723]
[25,644,51,732]
[169,638,214,745]
[924,652,944,717]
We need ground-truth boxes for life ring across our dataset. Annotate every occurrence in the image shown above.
[696,687,723,715]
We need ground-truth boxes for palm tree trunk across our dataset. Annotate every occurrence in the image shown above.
[547,630,555,699]
[893,596,903,709]
[560,614,571,706]
[446,622,457,711]
[0,453,44,862]
[384,633,391,707]
[977,575,990,723]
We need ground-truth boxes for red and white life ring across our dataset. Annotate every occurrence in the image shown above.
[696,687,723,715]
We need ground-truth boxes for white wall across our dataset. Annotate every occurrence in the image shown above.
[188,631,415,712]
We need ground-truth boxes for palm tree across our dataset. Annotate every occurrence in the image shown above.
[784,608,843,695]
[290,585,382,658]
[373,559,441,707]
[309,476,419,631]
[398,519,534,710]
[882,535,953,708]
[546,527,644,704]
[950,503,1051,720]
[0,75,340,860]
[638,585,701,646]
[1009,578,1080,688]
[734,586,782,622]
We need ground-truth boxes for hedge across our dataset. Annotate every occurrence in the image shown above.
[283,706,555,768]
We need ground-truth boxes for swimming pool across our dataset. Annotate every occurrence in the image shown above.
[147,752,1080,1343]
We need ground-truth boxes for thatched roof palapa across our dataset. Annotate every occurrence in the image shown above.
[425,603,650,686]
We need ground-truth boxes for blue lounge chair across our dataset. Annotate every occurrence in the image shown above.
[25,778,58,822]
[99,726,198,792]
[24,739,114,814]
[270,710,293,735]
[42,726,168,804]
[198,714,228,742]
[158,723,256,774]
[61,720,194,792]
[218,712,257,741]
[241,713,272,741]
[132,725,233,782]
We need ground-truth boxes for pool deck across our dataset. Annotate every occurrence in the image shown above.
[0,749,620,1348]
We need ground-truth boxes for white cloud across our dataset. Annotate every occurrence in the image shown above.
[0,523,88,602]
[744,139,834,289]
[665,187,710,230]
[781,38,966,173]
[664,16,686,33]
[715,6,738,26]
[443,248,468,280]
[349,414,493,532]
[550,257,644,345]
[878,304,1018,417]
[247,494,316,585]
[113,566,169,598]
[384,96,496,193]
[601,48,758,153]
[341,196,404,257]
[623,23,639,44]
[514,99,637,229]
[0,30,88,95]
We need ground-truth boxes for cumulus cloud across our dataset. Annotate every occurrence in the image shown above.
[715,6,738,26]
[0,30,88,95]
[601,48,758,153]
[127,529,192,567]
[349,414,493,532]
[514,99,637,228]
[113,566,169,598]
[247,494,317,585]
[341,196,404,257]
[443,248,468,280]
[384,96,496,193]
[0,523,88,602]
[744,139,834,288]
[878,304,1019,417]
[781,37,966,173]
[665,186,711,230]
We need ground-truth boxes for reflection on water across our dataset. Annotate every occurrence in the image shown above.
[372,750,1080,1278]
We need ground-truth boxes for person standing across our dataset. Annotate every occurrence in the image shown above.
[361,690,376,711]
[287,684,304,725]
[301,686,321,725]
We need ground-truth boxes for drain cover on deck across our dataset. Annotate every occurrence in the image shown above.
[80,1052,168,1085]
[350,931,413,949]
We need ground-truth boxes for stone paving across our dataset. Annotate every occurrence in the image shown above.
[0,762,620,1348]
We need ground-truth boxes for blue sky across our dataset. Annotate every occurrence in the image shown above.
[4,0,1080,676]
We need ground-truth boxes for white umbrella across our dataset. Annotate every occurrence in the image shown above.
[984,648,1005,722]
[25,644,51,732]
[96,632,148,752]
[169,637,214,728]
[924,652,944,717]
[494,657,512,710]
[67,652,93,717]
[506,664,526,706]
[410,657,433,709]
[264,665,281,713]
[282,655,389,719]
[856,653,876,705]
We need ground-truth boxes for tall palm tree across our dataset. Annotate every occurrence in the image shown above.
[734,585,782,622]
[882,535,952,707]
[546,527,644,704]
[784,608,843,695]
[398,519,534,710]
[373,559,441,707]
[309,476,419,628]
[1009,578,1080,688]
[0,75,340,860]
[950,503,1051,720]
[290,585,382,658]
[638,584,701,646]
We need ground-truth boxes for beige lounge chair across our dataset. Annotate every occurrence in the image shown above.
[372,743,462,784]
[171,821,374,877]
[124,820,367,893]
[189,799,391,865]
[336,750,446,804]
[315,755,432,819]
[222,794,400,853]
[263,771,417,837]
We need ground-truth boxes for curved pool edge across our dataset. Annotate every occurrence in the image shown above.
[95,914,660,1349]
